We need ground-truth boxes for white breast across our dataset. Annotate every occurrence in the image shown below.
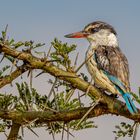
[85,46,118,94]
[108,33,118,46]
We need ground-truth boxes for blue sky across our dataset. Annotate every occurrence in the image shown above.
[0,0,140,140]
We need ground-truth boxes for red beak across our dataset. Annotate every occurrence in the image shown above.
[65,31,89,38]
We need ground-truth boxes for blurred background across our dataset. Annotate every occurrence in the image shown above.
[0,0,140,139]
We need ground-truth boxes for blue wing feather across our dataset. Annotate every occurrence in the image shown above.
[122,92,138,114]
[94,46,137,114]
[103,71,126,91]
[104,71,138,114]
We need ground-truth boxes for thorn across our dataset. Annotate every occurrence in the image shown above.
[75,52,94,73]
[65,89,75,104]
[50,123,55,140]
[78,92,82,107]
[56,122,75,138]
[3,24,8,42]
[133,122,139,140]
[75,98,100,129]
[66,123,70,140]
[27,126,39,137]
[0,55,5,63]
[48,78,58,100]
[61,123,65,140]
[85,78,93,96]
[46,45,53,59]
[73,52,79,69]
[35,71,45,78]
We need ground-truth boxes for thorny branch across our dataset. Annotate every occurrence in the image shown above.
[0,38,140,140]
[0,65,28,88]
[0,43,140,121]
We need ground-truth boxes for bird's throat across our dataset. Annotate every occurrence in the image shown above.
[87,33,118,47]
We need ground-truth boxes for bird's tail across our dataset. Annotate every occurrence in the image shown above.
[103,72,138,114]
[122,92,138,114]
[115,85,138,114]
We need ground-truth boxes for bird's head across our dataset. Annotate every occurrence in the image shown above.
[65,21,118,47]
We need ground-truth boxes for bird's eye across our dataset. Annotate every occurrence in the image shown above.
[89,28,98,33]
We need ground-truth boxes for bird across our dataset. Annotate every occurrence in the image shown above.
[65,21,138,114]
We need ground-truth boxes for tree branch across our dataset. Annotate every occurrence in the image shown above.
[0,43,139,122]
[0,105,108,123]
[0,65,28,88]
[7,121,21,140]
[0,103,140,124]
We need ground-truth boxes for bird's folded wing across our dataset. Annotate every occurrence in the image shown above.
[94,45,130,92]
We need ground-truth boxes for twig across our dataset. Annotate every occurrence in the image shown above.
[0,65,28,88]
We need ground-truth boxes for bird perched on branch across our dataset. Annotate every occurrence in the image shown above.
[65,21,138,114]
